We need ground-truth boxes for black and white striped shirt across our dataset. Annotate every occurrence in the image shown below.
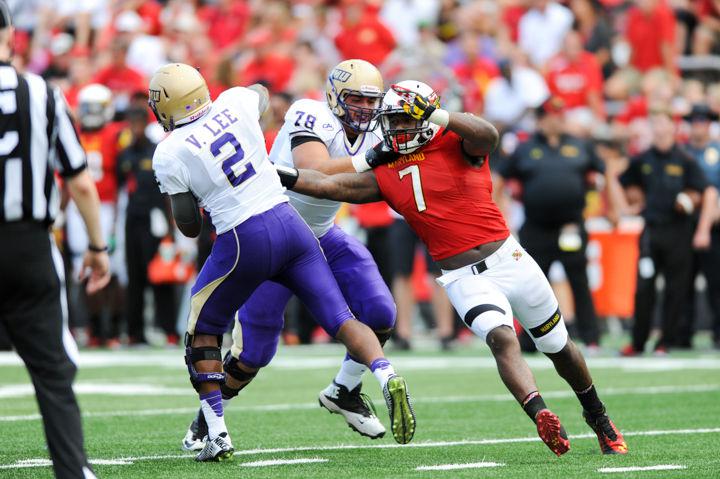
[0,61,86,225]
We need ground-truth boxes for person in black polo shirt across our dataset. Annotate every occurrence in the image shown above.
[608,107,715,355]
[498,97,603,349]
[117,106,178,345]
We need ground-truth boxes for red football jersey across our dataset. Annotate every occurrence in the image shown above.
[374,129,509,261]
[79,123,123,203]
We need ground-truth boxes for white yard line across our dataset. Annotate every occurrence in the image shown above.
[1,383,718,422]
[241,458,328,467]
[1,351,719,372]
[0,427,717,470]
[416,461,505,471]
[598,465,687,473]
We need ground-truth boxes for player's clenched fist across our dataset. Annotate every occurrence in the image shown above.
[391,84,449,127]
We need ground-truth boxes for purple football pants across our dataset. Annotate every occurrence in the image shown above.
[188,203,355,340]
[235,224,396,368]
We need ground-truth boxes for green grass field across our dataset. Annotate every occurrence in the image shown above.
[1,339,719,478]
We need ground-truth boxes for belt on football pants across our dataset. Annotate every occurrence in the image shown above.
[470,259,489,275]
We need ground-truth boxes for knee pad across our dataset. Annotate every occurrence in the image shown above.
[373,328,394,346]
[221,351,258,399]
[528,308,568,354]
[184,334,226,392]
[359,296,397,331]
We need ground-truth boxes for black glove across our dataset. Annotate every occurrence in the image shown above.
[365,142,400,168]
[275,165,299,190]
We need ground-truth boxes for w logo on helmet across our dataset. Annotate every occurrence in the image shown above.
[331,69,352,82]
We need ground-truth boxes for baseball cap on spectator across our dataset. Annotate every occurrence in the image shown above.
[683,104,719,122]
[115,10,144,33]
[50,33,74,57]
[536,96,566,117]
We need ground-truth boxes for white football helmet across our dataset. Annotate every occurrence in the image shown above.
[379,80,440,154]
[325,59,384,132]
[77,84,114,131]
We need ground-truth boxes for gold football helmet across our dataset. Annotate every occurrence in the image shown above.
[325,59,383,132]
[148,63,211,132]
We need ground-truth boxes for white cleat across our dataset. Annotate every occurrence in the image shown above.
[319,381,386,439]
[195,432,234,462]
[181,411,207,452]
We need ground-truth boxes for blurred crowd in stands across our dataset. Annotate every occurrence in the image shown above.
[3,0,720,354]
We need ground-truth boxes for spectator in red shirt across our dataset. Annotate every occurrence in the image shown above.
[197,0,251,52]
[693,0,720,54]
[334,1,396,65]
[92,38,146,116]
[451,31,500,115]
[546,29,605,120]
[625,0,676,73]
[239,29,295,93]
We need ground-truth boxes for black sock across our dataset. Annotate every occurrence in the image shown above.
[576,384,604,417]
[522,391,547,422]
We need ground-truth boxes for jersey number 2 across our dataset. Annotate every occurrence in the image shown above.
[398,165,426,212]
[210,132,256,187]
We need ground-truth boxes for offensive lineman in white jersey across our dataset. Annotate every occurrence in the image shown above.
[150,63,415,461]
[183,59,401,450]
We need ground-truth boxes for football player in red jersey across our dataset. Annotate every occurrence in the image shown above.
[277,81,628,457]
[67,83,125,348]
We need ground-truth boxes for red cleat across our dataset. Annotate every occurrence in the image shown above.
[535,409,570,457]
[583,409,628,455]
[619,344,639,357]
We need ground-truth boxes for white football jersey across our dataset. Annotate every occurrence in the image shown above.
[153,87,286,234]
[270,99,383,237]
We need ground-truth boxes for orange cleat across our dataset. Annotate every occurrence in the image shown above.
[535,409,570,457]
[583,409,628,455]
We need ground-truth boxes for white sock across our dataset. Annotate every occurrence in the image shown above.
[370,358,396,388]
[334,357,367,390]
[200,390,228,440]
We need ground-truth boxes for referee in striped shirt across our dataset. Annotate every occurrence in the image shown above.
[0,3,109,478]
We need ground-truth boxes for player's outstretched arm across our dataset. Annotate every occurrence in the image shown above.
[170,192,203,238]
[392,84,499,159]
[444,112,499,158]
[247,83,270,115]
[276,165,382,203]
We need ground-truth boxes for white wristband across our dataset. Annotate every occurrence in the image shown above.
[351,153,371,173]
[428,108,450,127]
[676,192,694,214]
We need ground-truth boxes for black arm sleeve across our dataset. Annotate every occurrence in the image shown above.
[290,135,324,150]
[170,192,202,238]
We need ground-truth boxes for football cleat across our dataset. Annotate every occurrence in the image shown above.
[182,409,207,452]
[383,375,416,444]
[319,381,386,439]
[194,432,234,462]
[583,409,628,455]
[535,409,570,457]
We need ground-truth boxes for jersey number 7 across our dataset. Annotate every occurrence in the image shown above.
[211,132,256,187]
[398,165,426,212]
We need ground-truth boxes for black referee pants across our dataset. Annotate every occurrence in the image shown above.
[0,223,93,479]
[519,221,600,345]
[633,222,695,351]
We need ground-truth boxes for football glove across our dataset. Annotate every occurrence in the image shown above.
[391,84,449,127]
[352,142,401,172]
[275,164,299,190]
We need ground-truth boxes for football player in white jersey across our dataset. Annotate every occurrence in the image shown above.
[182,59,403,451]
[150,63,416,462]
